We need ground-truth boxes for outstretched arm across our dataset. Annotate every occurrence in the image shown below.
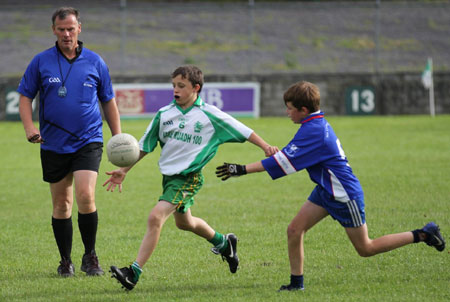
[216,161,265,181]
[245,161,266,173]
[103,151,147,192]
[247,132,279,157]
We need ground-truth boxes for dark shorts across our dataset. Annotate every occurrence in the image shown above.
[308,185,366,228]
[40,142,103,183]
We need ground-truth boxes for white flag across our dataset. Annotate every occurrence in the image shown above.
[421,58,432,89]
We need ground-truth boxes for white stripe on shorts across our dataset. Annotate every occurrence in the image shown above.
[347,200,363,227]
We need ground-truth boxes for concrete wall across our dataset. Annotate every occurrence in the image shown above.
[1,72,449,121]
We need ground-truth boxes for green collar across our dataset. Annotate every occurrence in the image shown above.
[173,96,204,114]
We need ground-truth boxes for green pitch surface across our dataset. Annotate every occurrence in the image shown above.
[1,116,449,302]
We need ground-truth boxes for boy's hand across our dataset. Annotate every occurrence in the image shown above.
[216,163,247,181]
[103,169,127,192]
[264,145,279,157]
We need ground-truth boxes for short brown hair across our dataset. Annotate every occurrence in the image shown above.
[171,65,204,93]
[52,7,80,25]
[283,81,320,112]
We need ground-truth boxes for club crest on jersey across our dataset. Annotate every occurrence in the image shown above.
[284,143,299,157]
[49,77,61,83]
[194,121,203,133]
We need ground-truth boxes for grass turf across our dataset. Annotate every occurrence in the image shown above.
[0,115,449,302]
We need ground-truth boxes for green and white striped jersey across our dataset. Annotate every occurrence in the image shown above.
[139,96,253,176]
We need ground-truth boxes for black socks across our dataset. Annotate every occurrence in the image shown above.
[52,211,98,261]
[78,211,98,254]
[412,229,423,243]
[52,216,73,261]
[291,274,304,288]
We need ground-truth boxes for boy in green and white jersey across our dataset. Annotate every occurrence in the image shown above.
[104,65,278,290]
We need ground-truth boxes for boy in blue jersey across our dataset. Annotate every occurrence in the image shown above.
[216,81,445,291]
[18,7,121,277]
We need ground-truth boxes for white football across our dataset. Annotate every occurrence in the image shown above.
[106,133,140,167]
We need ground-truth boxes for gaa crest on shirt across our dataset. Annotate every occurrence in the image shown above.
[285,143,299,157]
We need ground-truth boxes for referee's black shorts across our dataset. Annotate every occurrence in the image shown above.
[40,142,103,183]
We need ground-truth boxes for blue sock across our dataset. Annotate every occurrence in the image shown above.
[291,274,304,289]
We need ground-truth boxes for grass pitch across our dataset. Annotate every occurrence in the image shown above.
[0,115,449,302]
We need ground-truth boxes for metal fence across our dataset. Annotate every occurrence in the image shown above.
[1,1,450,77]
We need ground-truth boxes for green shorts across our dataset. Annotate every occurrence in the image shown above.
[159,172,204,213]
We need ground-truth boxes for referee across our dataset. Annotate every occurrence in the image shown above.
[18,7,121,277]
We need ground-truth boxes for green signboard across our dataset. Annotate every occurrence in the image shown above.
[5,88,37,121]
[345,86,375,115]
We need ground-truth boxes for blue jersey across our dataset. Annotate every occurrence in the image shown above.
[261,112,363,202]
[17,42,114,153]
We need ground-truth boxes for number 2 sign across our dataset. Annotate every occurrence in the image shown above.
[5,89,37,121]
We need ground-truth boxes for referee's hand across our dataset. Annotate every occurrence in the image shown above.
[27,133,45,143]
[215,163,247,181]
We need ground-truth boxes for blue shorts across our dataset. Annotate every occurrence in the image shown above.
[308,185,365,228]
